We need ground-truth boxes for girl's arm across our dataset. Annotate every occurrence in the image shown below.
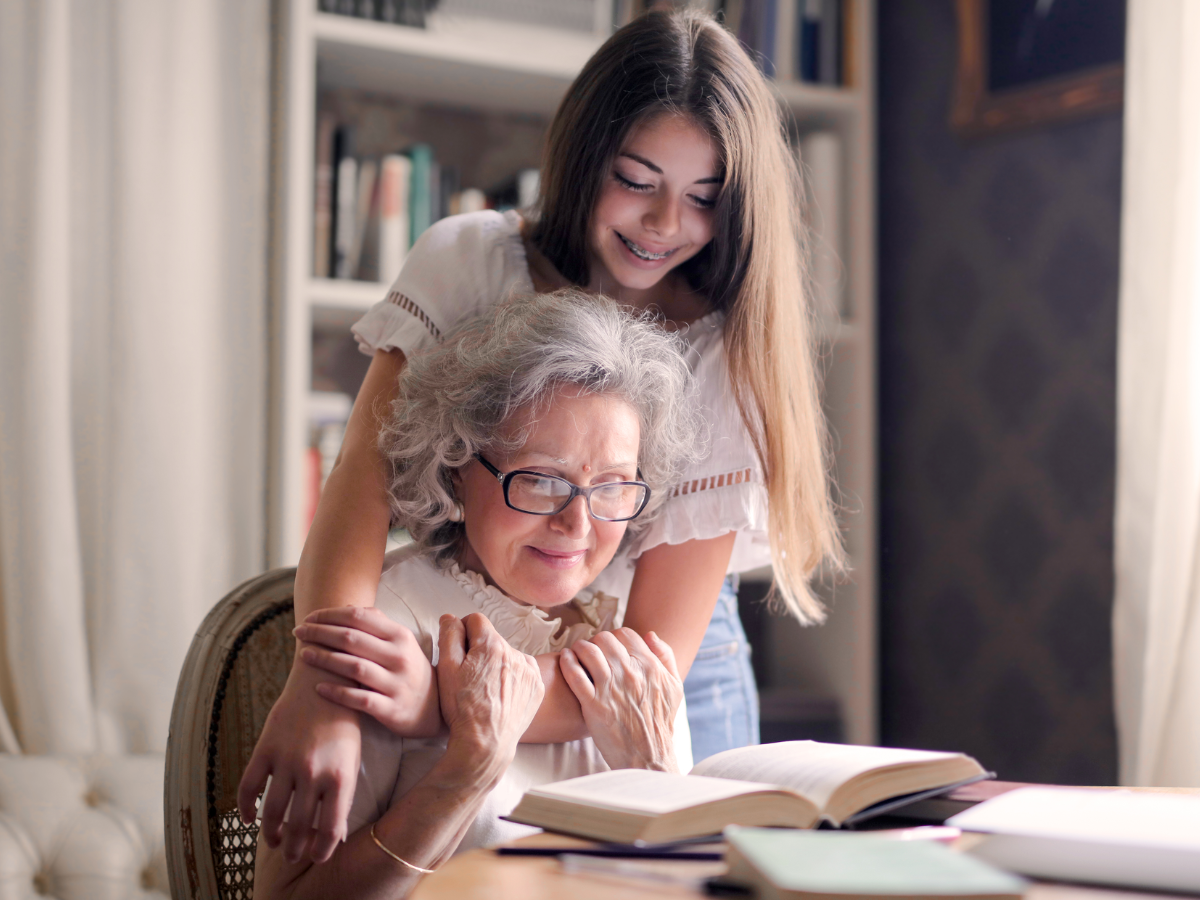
[238,349,417,865]
[520,531,736,743]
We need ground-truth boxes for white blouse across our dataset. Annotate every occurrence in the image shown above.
[351,210,772,604]
[346,543,693,853]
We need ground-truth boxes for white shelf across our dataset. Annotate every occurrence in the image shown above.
[775,79,862,120]
[315,12,863,122]
[315,12,602,116]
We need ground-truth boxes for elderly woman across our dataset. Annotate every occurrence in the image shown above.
[254,291,700,899]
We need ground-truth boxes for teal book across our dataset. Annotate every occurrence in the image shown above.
[407,143,434,244]
[724,828,1027,900]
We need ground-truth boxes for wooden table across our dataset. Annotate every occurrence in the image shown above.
[412,786,1200,900]
[410,831,1198,900]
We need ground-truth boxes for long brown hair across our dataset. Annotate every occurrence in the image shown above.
[530,8,843,623]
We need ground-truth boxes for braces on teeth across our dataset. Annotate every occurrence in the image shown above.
[620,234,671,261]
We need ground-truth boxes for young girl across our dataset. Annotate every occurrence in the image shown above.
[241,7,842,865]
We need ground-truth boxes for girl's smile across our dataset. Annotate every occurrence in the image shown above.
[588,113,721,307]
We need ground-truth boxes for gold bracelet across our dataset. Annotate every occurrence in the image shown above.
[369,822,437,875]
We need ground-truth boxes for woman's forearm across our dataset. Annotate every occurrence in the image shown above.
[256,752,496,900]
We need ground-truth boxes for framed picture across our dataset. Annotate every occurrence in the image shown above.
[951,0,1125,139]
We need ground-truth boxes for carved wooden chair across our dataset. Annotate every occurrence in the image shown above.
[165,568,297,900]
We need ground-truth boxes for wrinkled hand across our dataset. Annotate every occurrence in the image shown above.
[293,606,440,737]
[237,660,362,864]
[436,614,544,787]
[559,628,683,772]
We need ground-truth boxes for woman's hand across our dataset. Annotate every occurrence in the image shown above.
[294,607,441,737]
[435,614,544,788]
[559,628,683,773]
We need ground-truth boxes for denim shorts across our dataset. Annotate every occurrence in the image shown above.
[682,576,760,763]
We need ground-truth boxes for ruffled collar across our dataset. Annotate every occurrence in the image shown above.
[445,561,619,656]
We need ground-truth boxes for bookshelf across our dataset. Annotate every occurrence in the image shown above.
[268,0,876,744]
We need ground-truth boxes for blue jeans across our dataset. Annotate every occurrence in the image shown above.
[683,576,759,763]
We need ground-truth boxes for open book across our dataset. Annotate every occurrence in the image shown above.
[507,741,990,845]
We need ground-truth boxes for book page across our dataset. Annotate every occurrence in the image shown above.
[690,741,963,811]
[528,769,777,816]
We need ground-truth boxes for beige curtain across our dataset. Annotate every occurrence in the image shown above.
[0,0,269,754]
[1113,0,1200,786]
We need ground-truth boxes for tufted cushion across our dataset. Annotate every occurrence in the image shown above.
[0,754,167,900]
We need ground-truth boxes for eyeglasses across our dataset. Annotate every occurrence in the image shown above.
[475,454,651,522]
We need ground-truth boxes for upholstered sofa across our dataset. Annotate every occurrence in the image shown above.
[0,754,168,900]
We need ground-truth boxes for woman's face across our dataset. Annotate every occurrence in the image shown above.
[588,113,721,296]
[454,386,641,609]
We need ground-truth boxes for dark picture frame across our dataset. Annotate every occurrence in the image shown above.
[951,0,1125,139]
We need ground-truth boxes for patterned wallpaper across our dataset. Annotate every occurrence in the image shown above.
[877,1,1121,784]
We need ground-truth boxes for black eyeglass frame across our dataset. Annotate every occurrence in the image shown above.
[474,454,652,522]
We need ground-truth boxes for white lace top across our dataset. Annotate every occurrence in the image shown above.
[351,210,772,604]
[346,543,694,853]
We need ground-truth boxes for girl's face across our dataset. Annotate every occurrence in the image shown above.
[454,386,641,610]
[588,114,721,298]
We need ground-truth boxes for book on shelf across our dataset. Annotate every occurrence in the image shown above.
[347,157,378,280]
[795,0,842,84]
[378,154,412,285]
[313,124,541,283]
[818,0,841,85]
[333,128,357,279]
[323,0,431,28]
[722,827,1027,900]
[506,740,991,845]
[407,143,434,245]
[948,786,1200,895]
[313,113,337,279]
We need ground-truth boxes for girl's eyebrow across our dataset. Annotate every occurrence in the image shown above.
[619,151,722,185]
[619,151,662,173]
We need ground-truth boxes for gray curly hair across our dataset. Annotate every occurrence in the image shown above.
[381,290,702,564]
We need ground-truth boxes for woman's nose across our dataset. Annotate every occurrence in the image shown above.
[644,194,681,238]
[550,494,591,537]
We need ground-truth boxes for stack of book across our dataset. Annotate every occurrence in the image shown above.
[318,0,434,27]
[313,115,539,284]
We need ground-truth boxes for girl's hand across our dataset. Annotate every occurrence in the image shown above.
[293,606,441,738]
[238,665,361,864]
[559,628,683,773]
[435,614,544,788]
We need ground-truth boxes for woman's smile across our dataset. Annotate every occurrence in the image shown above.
[526,545,588,568]
[454,387,641,609]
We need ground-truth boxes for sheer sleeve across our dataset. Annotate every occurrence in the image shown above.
[351,209,532,357]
